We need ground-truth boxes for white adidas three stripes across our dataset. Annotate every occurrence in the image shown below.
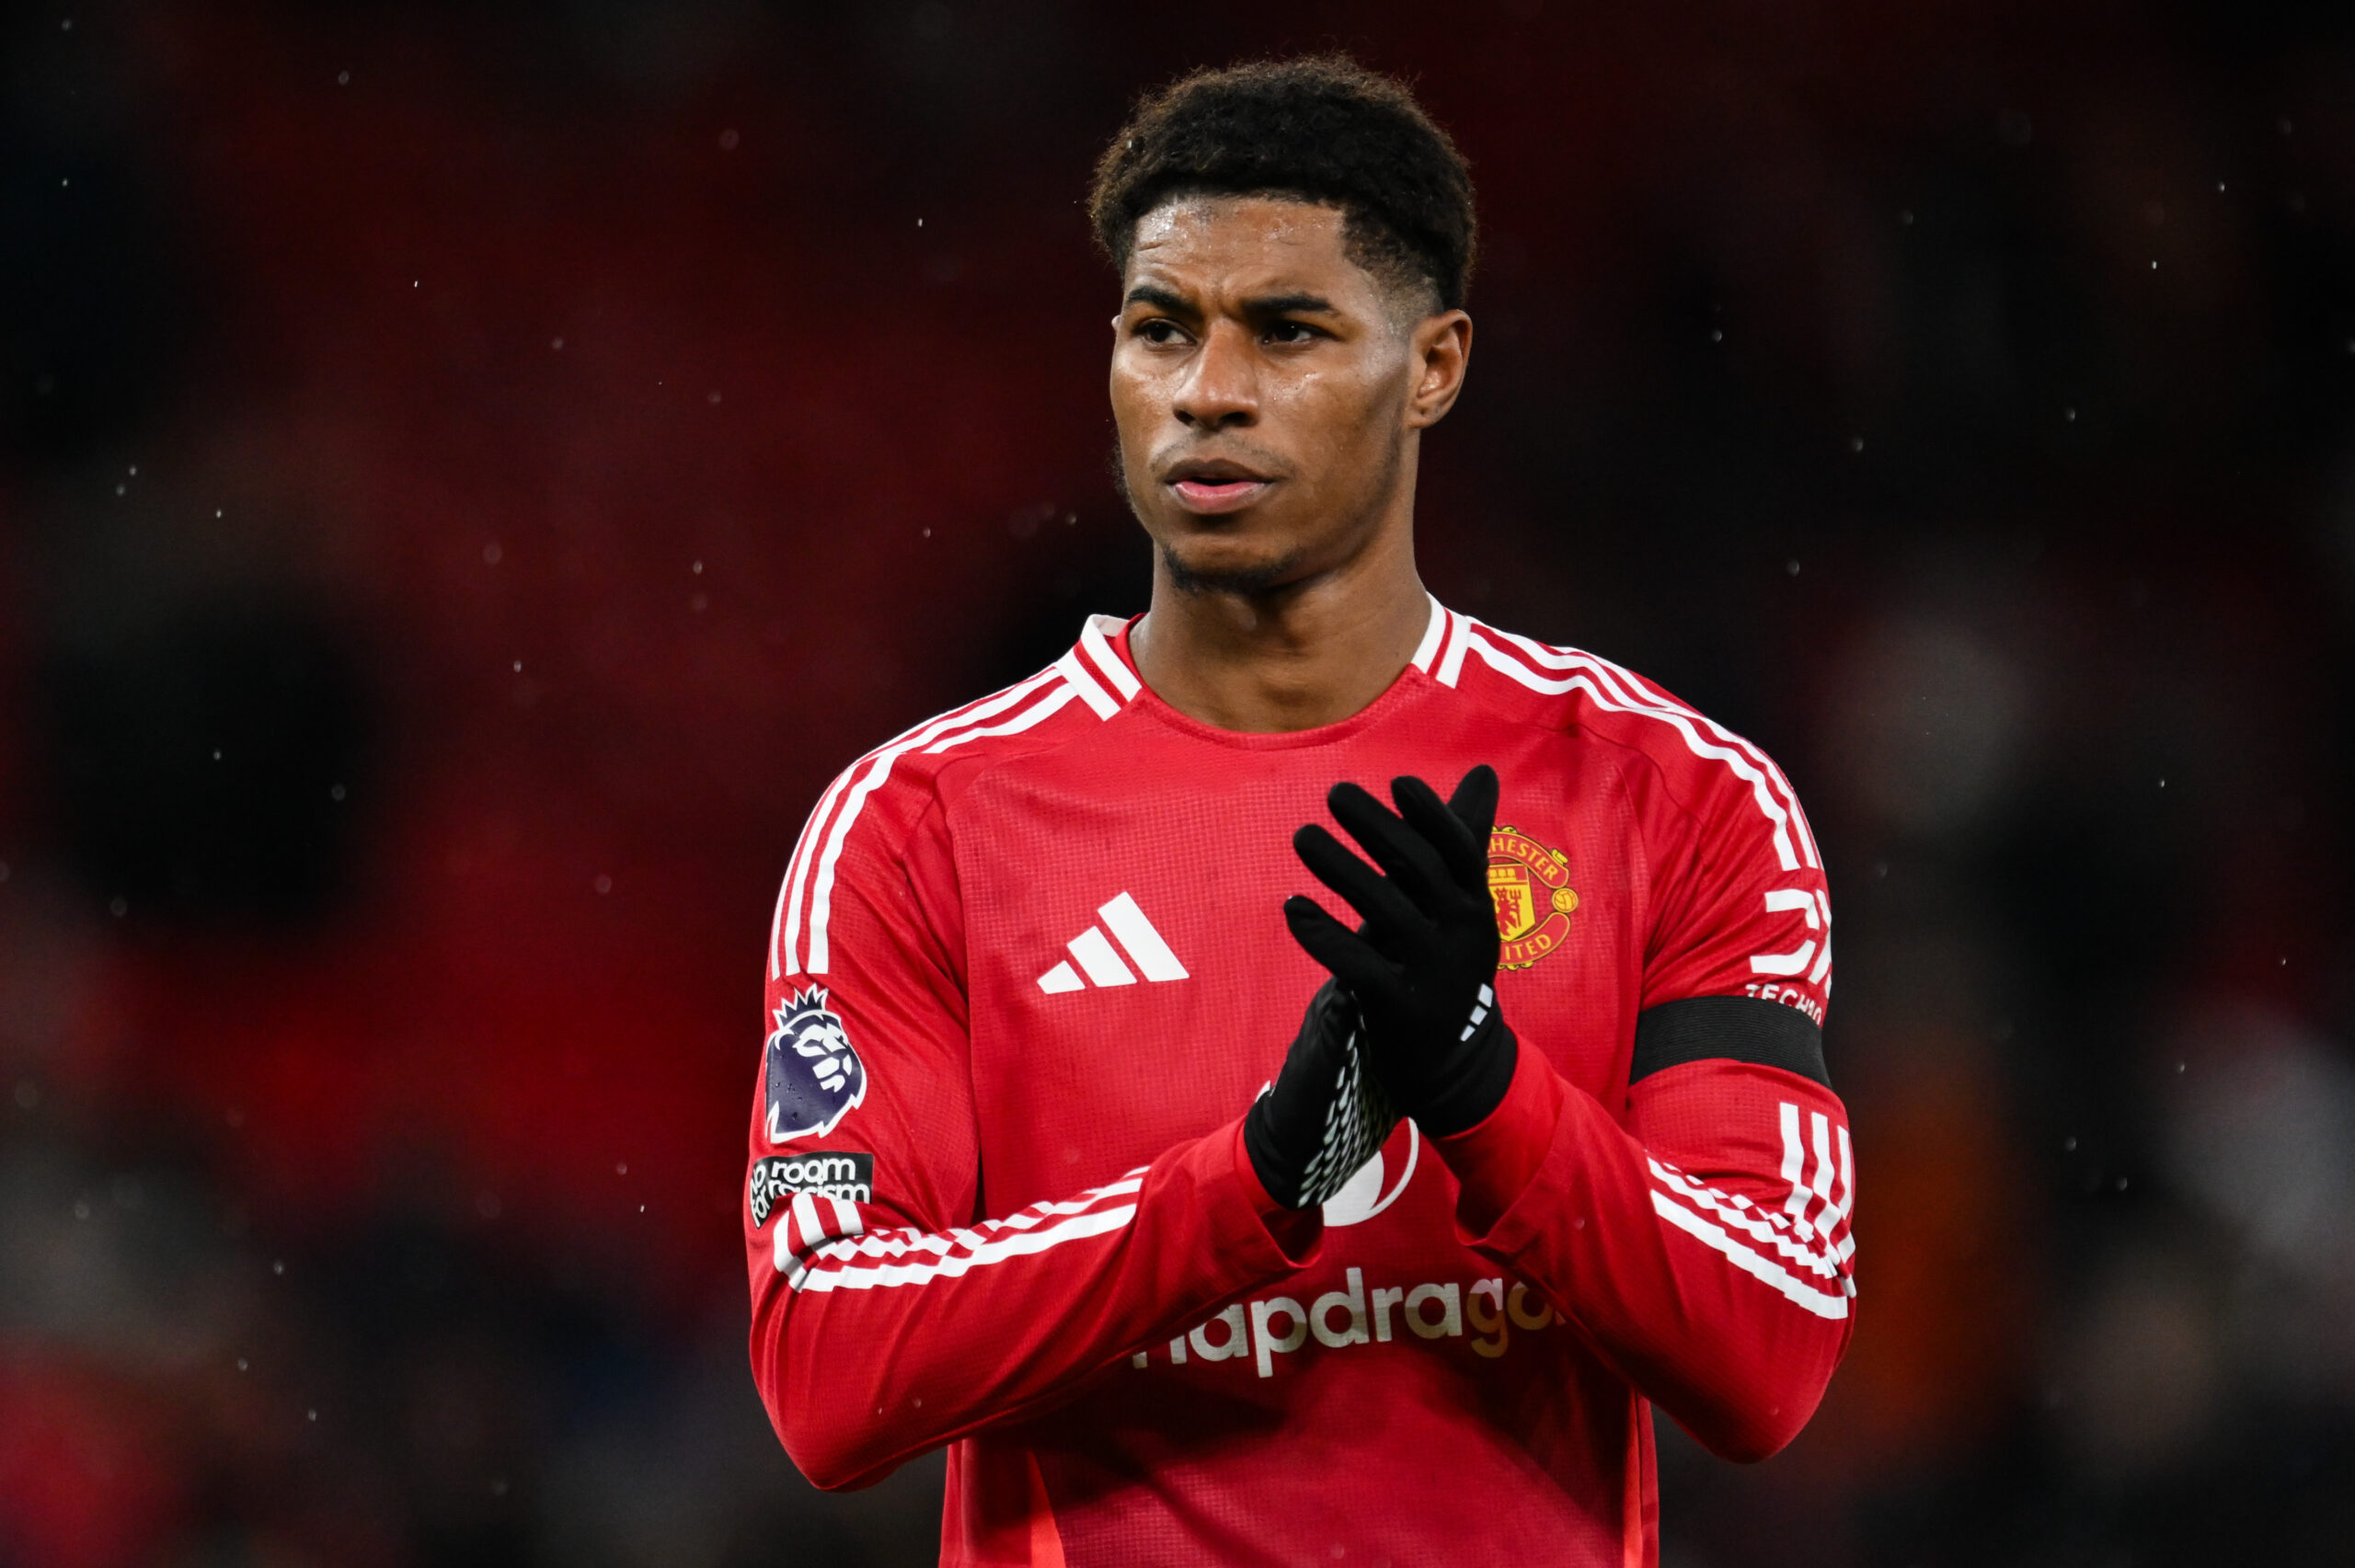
[1039,892,1189,993]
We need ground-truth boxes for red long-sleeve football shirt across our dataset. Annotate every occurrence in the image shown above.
[744,601,1854,1567]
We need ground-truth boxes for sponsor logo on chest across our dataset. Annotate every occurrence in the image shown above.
[1130,1268,1559,1378]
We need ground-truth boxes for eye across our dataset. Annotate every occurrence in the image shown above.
[1264,320,1323,345]
[1133,317,1189,346]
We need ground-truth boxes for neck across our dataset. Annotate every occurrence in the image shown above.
[1130,515,1431,735]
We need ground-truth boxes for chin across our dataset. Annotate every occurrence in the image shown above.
[1159,537,1303,597]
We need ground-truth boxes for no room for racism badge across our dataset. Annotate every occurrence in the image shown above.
[1488,826,1579,970]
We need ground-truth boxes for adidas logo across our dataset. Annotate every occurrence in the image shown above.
[1037,892,1189,993]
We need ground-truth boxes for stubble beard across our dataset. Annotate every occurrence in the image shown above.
[1115,434,1403,601]
[1160,543,1302,598]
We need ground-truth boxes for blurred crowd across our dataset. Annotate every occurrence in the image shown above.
[3,3,2352,1564]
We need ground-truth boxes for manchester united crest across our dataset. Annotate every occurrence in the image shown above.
[1488,826,1579,969]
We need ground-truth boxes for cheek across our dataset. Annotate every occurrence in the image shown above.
[1269,370,1396,465]
[1108,358,1164,433]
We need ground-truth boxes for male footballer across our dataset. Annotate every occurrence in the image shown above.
[745,57,1854,1566]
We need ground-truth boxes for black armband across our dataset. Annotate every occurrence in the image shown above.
[1630,995,1830,1089]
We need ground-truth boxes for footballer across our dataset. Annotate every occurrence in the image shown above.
[744,57,1854,1566]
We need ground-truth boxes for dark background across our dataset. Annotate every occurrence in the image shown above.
[4,3,2353,1564]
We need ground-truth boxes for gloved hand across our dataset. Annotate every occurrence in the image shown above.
[1283,764,1517,1139]
[1243,979,1398,1210]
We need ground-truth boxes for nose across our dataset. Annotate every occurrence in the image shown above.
[1173,320,1258,430]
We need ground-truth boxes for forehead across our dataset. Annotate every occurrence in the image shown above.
[1126,195,1371,299]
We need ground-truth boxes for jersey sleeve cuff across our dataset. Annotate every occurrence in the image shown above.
[1433,1041,1568,1238]
[1228,1119,1324,1264]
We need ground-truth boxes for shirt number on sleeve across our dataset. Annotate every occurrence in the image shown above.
[1748,888,1832,987]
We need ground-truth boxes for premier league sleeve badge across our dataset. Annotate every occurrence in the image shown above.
[764,987,867,1142]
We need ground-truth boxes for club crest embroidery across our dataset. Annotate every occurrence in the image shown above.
[764,987,867,1143]
[1488,826,1580,970]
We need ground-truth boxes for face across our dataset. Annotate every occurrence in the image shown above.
[1109,196,1470,594]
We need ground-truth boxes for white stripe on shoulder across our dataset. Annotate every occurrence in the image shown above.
[1481,626,1821,870]
[775,762,861,979]
[1446,619,1811,873]
[781,668,1061,977]
[1568,644,1823,870]
[777,675,1063,977]
[768,853,797,984]
[925,682,1080,754]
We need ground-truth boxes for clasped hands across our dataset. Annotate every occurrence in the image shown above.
[1245,765,1519,1210]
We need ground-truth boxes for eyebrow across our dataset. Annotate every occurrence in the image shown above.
[1120,287,1343,318]
[1123,284,1190,313]
[1246,292,1338,316]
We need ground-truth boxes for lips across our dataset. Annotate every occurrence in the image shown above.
[1171,477,1269,510]
[1164,459,1274,515]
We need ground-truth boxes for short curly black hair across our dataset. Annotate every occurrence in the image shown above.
[1088,56,1476,313]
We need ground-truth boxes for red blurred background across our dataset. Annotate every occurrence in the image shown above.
[4,3,2353,1564]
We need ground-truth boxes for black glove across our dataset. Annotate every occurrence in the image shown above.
[1283,765,1517,1139]
[1243,979,1399,1210]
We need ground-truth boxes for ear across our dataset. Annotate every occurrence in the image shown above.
[1404,310,1473,430]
